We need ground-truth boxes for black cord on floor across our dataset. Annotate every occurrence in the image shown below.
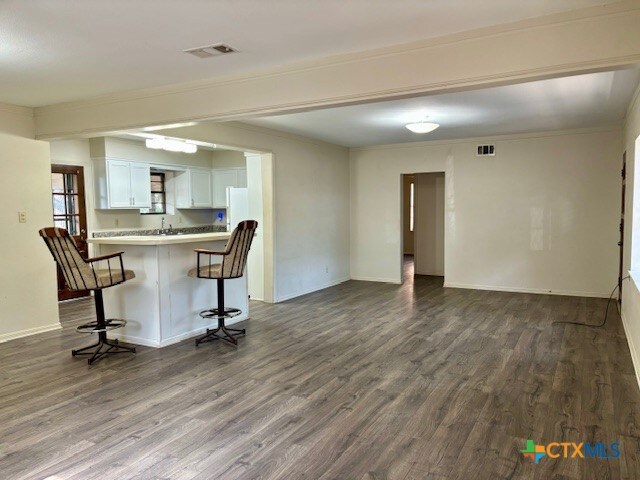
[553,276,630,328]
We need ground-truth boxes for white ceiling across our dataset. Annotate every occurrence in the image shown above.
[242,69,640,147]
[0,0,620,107]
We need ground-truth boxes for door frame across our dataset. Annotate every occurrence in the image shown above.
[51,164,90,301]
[619,151,626,304]
[400,171,446,284]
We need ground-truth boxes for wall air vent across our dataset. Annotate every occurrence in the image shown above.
[183,44,237,58]
[476,144,495,157]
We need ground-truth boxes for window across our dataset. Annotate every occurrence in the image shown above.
[51,169,83,235]
[409,181,415,232]
[141,173,166,214]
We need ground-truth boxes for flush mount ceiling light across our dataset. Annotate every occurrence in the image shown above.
[145,137,197,154]
[405,118,440,134]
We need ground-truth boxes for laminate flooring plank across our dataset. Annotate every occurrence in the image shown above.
[1,268,639,479]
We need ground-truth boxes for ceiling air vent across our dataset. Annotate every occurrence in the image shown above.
[183,44,237,58]
[476,144,495,157]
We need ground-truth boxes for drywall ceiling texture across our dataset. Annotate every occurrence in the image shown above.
[0,0,621,106]
[33,2,640,139]
[246,69,640,147]
[350,128,622,297]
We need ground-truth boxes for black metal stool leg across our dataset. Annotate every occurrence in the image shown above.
[72,340,101,356]
[195,279,246,347]
[72,290,136,365]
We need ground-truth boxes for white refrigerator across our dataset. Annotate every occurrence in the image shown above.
[226,187,249,230]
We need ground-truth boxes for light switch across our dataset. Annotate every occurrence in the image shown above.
[18,212,26,223]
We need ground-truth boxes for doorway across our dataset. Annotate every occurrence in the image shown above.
[402,172,445,281]
[619,151,626,304]
[244,153,267,301]
[51,164,89,301]
[402,174,415,277]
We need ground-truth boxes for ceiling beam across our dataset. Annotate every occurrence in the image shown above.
[35,1,640,140]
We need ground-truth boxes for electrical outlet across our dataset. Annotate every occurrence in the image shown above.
[18,212,26,223]
[115,218,119,227]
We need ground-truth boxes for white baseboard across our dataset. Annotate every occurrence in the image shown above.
[443,282,610,298]
[111,313,248,348]
[276,277,350,302]
[620,310,640,392]
[0,322,62,343]
[350,276,402,284]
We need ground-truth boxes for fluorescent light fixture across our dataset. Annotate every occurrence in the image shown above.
[145,138,164,149]
[163,139,185,152]
[182,143,198,154]
[405,121,440,134]
[142,122,197,131]
[145,137,198,154]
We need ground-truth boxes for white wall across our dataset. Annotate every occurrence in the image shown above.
[49,138,96,233]
[246,154,265,301]
[212,150,246,168]
[351,128,621,297]
[162,121,351,302]
[414,172,445,276]
[0,104,59,342]
[622,84,640,387]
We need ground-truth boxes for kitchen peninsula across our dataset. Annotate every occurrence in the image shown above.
[87,229,249,347]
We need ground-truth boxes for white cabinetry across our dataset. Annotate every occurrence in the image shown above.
[176,168,213,208]
[94,158,151,209]
[212,168,247,207]
[129,163,152,208]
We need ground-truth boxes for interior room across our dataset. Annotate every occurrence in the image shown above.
[2,1,640,479]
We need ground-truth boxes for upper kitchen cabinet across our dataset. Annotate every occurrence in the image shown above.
[94,158,151,209]
[212,168,247,207]
[175,168,213,208]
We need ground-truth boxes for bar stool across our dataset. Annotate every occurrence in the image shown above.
[187,220,258,346]
[39,227,137,365]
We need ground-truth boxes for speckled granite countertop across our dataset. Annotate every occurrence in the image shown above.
[91,225,226,238]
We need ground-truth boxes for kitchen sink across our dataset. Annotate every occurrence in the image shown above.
[153,230,186,236]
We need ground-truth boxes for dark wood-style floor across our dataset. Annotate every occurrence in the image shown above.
[1,260,640,480]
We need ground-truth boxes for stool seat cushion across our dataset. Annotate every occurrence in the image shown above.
[94,269,135,288]
[188,264,222,279]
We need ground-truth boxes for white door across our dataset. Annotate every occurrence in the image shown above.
[213,169,239,207]
[130,163,151,208]
[107,160,133,208]
[190,170,213,207]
